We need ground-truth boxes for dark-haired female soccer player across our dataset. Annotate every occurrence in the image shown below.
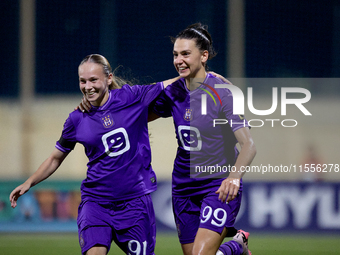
[9,54,179,255]
[151,23,256,255]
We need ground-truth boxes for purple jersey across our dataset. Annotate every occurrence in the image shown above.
[56,83,163,202]
[153,74,248,197]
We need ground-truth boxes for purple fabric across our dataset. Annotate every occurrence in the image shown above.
[172,186,242,244]
[77,194,156,254]
[153,74,248,196]
[56,83,163,202]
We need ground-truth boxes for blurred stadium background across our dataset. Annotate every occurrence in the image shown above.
[1,0,340,254]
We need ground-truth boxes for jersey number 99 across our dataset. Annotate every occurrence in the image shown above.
[201,206,227,227]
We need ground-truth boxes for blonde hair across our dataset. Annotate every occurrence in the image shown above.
[79,54,125,90]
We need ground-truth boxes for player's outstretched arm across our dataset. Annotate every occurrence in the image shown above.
[9,148,69,208]
[216,127,256,203]
[162,73,231,88]
[76,77,182,113]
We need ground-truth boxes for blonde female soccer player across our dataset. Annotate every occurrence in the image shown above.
[10,54,179,255]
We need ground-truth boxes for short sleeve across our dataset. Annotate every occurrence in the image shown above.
[130,82,164,106]
[151,90,172,118]
[55,114,77,152]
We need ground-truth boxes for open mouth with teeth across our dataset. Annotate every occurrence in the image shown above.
[178,66,188,73]
[86,91,96,98]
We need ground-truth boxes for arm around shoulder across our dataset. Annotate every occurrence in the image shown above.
[162,76,181,88]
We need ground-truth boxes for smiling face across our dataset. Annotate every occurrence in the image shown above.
[79,62,113,107]
[173,38,208,85]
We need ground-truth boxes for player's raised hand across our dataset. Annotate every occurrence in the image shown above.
[74,95,92,112]
[216,177,240,203]
[9,183,30,208]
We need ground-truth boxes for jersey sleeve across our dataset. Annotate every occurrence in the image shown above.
[55,113,77,152]
[151,90,172,118]
[130,82,164,106]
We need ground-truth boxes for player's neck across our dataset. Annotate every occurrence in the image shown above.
[186,72,207,91]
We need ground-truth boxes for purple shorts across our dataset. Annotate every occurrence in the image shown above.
[172,188,242,244]
[77,194,156,254]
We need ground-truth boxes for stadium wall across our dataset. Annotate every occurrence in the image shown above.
[1,181,340,233]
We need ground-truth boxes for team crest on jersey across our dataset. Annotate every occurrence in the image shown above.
[101,114,114,128]
[184,109,192,121]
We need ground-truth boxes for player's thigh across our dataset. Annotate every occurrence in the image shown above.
[199,190,242,234]
[86,245,107,255]
[192,227,227,255]
[181,242,194,255]
[172,195,202,245]
[113,194,156,255]
[191,190,242,254]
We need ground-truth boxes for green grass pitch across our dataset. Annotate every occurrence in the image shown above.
[0,232,339,254]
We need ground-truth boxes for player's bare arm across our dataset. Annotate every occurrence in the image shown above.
[163,76,180,88]
[216,127,256,203]
[9,148,69,208]
[76,72,228,113]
